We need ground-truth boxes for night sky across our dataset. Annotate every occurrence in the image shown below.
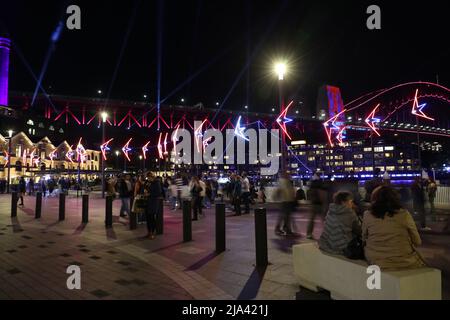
[1,0,448,113]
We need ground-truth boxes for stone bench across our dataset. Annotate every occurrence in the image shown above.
[293,242,441,300]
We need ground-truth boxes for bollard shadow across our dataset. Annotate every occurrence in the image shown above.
[73,223,87,235]
[237,266,267,300]
[150,241,185,252]
[18,206,34,217]
[184,252,220,271]
[271,235,302,253]
[112,216,128,226]
[106,227,117,240]
[10,217,24,233]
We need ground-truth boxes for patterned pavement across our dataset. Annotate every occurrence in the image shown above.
[0,193,448,300]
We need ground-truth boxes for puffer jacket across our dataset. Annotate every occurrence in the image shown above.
[319,204,361,255]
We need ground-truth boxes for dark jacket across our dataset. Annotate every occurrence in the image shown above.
[319,204,362,255]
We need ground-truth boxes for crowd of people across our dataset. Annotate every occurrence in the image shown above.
[2,167,444,271]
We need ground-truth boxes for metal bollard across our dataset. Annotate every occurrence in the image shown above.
[82,194,89,223]
[59,193,66,221]
[11,192,18,218]
[182,200,192,242]
[215,203,226,253]
[35,192,42,219]
[105,196,113,228]
[156,198,164,235]
[254,208,268,268]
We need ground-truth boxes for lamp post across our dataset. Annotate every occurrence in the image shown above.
[101,112,108,198]
[139,155,143,172]
[275,62,287,173]
[115,150,120,170]
[6,130,13,193]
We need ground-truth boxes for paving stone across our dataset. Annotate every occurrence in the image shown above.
[90,289,110,298]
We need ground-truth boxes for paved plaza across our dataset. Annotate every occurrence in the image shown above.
[0,194,449,300]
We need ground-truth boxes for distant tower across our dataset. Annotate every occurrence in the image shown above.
[0,36,11,106]
[316,85,345,121]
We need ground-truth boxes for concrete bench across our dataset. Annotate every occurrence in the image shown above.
[293,242,441,300]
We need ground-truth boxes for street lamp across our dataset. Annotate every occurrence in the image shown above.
[101,112,108,198]
[6,130,13,193]
[139,155,143,171]
[274,61,288,172]
[97,90,103,95]
[115,150,120,170]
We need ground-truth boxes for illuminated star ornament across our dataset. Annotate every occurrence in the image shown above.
[365,104,381,136]
[194,120,207,152]
[203,137,213,153]
[65,146,74,163]
[157,133,164,159]
[234,116,249,141]
[76,138,87,163]
[323,109,346,147]
[172,125,180,156]
[33,157,41,167]
[142,141,151,160]
[49,149,57,166]
[411,89,434,121]
[276,100,294,140]
[122,138,133,162]
[163,133,169,154]
[100,138,114,161]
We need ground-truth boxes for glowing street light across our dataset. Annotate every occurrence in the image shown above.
[181,98,185,103]
[97,90,103,95]
[215,102,220,106]
[274,62,287,80]
[101,111,108,123]
[100,111,108,198]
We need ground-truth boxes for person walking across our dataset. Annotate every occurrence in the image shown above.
[274,173,296,235]
[411,177,428,230]
[133,175,147,224]
[427,178,437,218]
[233,175,242,216]
[118,175,132,218]
[306,173,327,239]
[190,176,203,220]
[144,172,163,239]
[241,173,251,214]
[18,176,26,206]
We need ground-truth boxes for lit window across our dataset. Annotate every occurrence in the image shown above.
[49,126,55,131]
[308,157,315,161]
[38,123,45,128]
[385,153,392,158]
[345,161,353,166]
[386,166,395,171]
[364,147,372,152]
[27,119,34,126]
[365,167,373,171]
[353,154,363,159]
[374,147,384,152]
[385,146,394,151]
[59,128,64,133]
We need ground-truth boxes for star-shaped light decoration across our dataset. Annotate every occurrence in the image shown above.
[323,109,346,147]
[49,149,57,167]
[142,141,151,160]
[365,104,382,136]
[65,146,74,163]
[100,138,114,161]
[276,100,294,140]
[194,119,207,153]
[163,133,169,155]
[234,116,249,141]
[122,138,133,162]
[76,138,87,163]
[411,89,434,121]
[172,125,180,156]
[203,137,213,153]
[157,133,164,159]
[30,148,37,166]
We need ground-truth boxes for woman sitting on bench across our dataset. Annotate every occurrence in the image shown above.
[362,186,427,270]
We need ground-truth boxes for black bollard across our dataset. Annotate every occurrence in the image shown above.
[11,192,18,218]
[105,196,113,228]
[129,211,137,230]
[82,194,89,223]
[182,200,192,242]
[215,203,226,253]
[58,193,66,221]
[254,208,268,268]
[156,198,164,235]
[35,192,42,219]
